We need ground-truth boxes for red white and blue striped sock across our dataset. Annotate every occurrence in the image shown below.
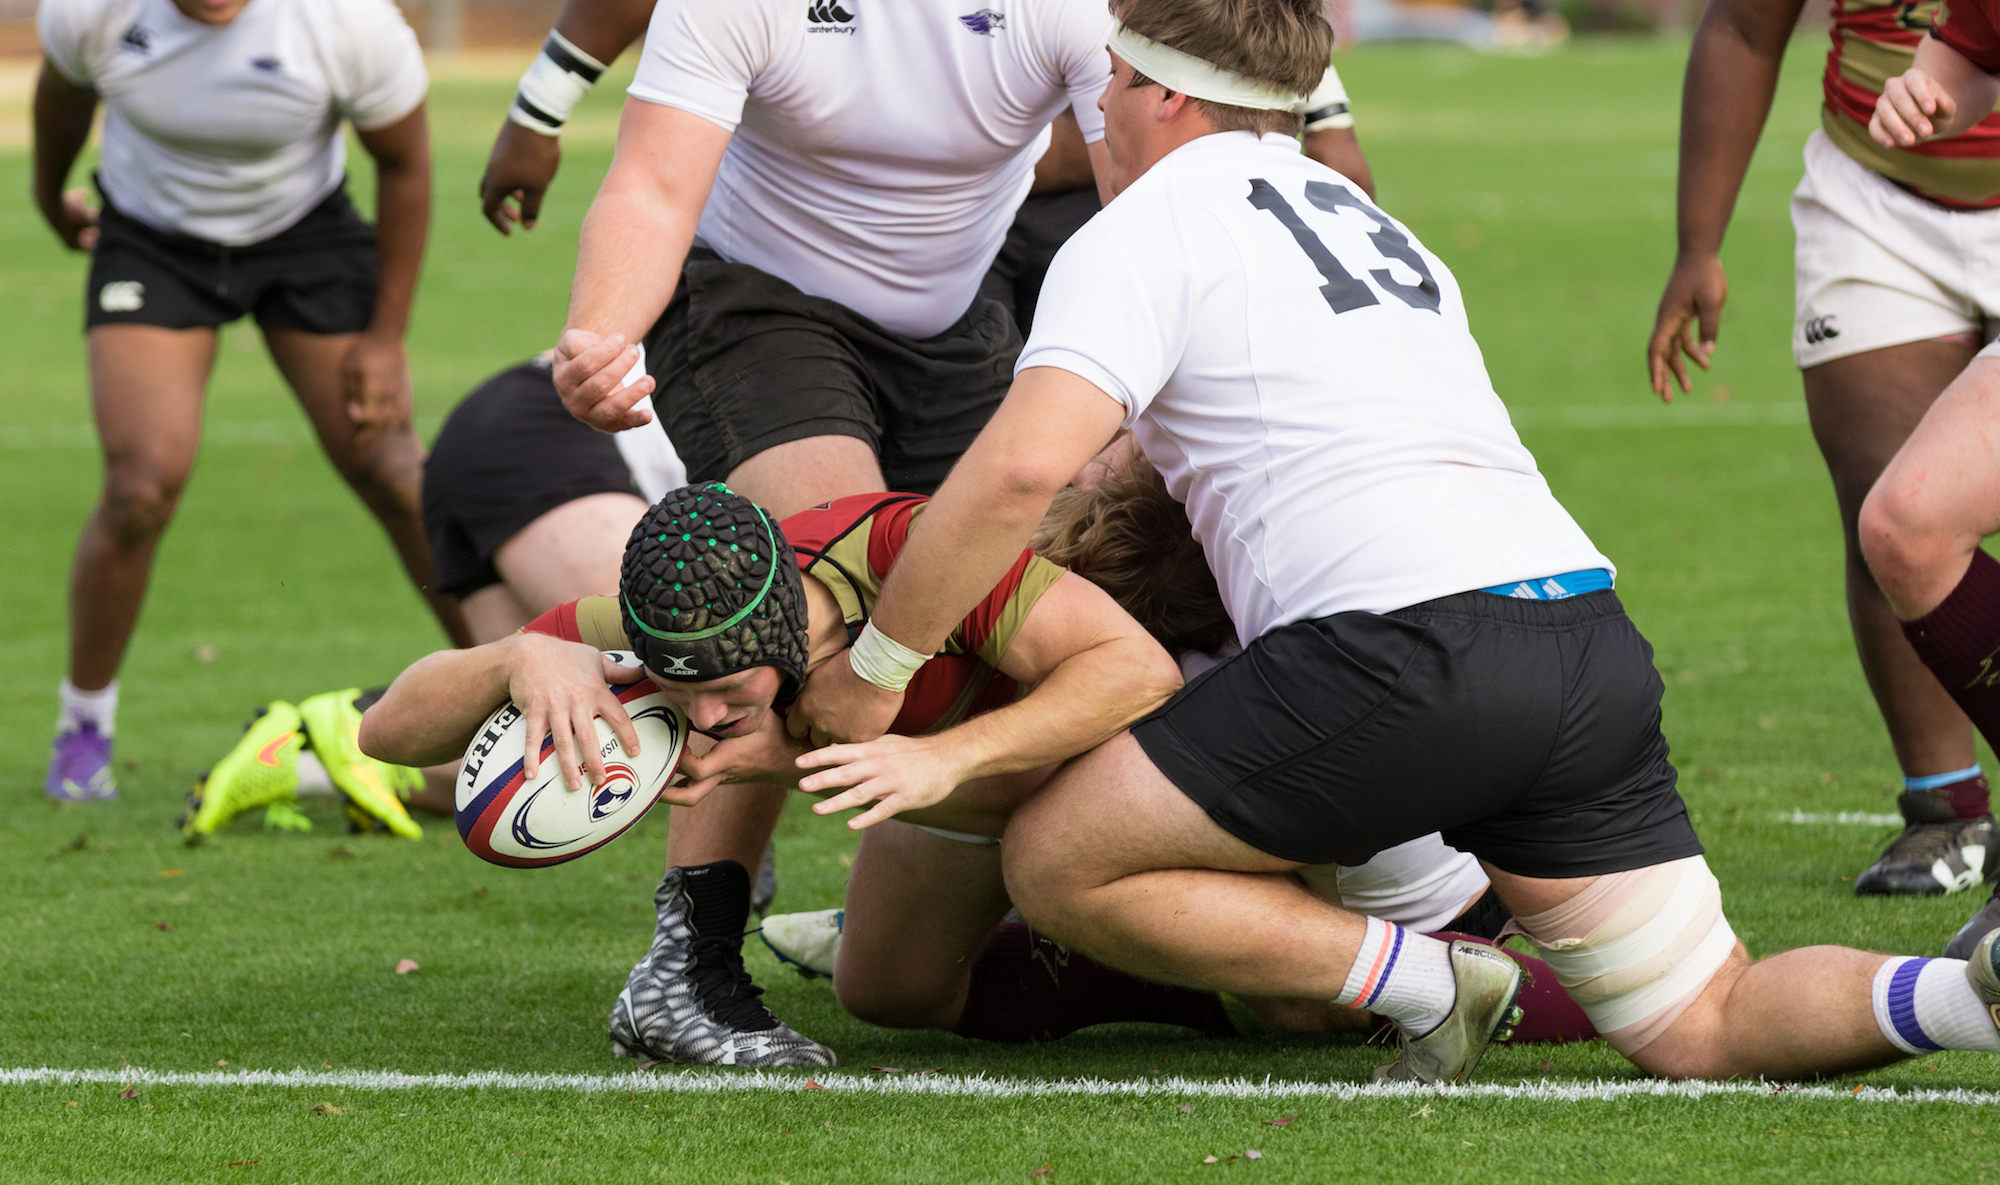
[1333,916,1456,1036]
[1872,956,2000,1055]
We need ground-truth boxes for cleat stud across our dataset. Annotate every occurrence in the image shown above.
[1508,1006,1525,1025]
[1495,1027,1516,1043]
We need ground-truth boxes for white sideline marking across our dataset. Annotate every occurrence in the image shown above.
[3,1066,1996,1108]
[1778,811,1904,826]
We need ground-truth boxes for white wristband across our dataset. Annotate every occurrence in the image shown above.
[508,31,607,135]
[847,622,933,693]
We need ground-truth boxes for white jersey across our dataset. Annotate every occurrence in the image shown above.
[39,0,426,245]
[1022,132,1609,642]
[629,0,1110,339]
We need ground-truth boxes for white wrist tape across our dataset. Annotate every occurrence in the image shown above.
[847,622,933,693]
[509,31,607,136]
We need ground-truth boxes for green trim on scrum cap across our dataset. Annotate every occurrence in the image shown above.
[622,501,779,641]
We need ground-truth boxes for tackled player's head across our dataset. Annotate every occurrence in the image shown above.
[1035,454,1234,657]
[619,484,810,738]
[1110,0,1332,138]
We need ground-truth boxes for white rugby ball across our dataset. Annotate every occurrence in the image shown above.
[455,655,688,869]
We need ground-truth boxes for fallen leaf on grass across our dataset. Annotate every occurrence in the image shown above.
[322,1064,332,1070]
[65,1101,77,1107]
[1029,1164,1053,1178]
[119,1088,138,1100]
[803,1078,826,1091]
[216,1060,229,1067]
[822,1121,834,1131]
[311,1103,344,1115]
[159,869,185,878]
[1202,1156,1218,1164]
[155,922,171,931]
[1535,1060,1553,1073]
[1245,1150,1263,1160]
[639,1060,667,1071]
[1261,1117,1294,1127]
[394,959,419,975]
[1850,1084,1867,1096]
[1409,1104,1433,1118]
[226,1160,260,1168]
[1179,1104,1193,1114]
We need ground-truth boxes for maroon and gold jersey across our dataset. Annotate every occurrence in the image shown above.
[1823,0,2000,207]
[524,493,1065,737]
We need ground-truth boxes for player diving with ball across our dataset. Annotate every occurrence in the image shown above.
[788,0,2000,1083]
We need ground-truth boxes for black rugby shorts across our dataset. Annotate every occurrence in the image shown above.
[642,248,1021,495]
[1132,589,1704,879]
[422,362,641,599]
[86,182,377,334]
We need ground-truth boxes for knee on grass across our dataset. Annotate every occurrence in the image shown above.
[833,970,961,1031]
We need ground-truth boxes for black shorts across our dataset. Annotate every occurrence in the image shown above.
[422,361,641,599]
[978,184,1101,336]
[1132,589,1704,879]
[642,248,1021,495]
[86,181,377,334]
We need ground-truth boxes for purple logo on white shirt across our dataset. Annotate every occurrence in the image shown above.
[251,56,282,72]
[959,9,1005,34]
[119,23,151,53]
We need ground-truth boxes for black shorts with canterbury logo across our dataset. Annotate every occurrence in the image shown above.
[1132,589,1703,879]
[642,248,1020,495]
[85,181,377,334]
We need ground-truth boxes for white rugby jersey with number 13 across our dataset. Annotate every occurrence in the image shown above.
[1020,132,1610,643]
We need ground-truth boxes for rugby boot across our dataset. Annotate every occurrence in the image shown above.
[1963,927,2000,1027]
[1854,791,1996,896]
[760,907,843,979]
[182,702,305,837]
[1373,940,1523,1085]
[46,722,116,802]
[1947,883,2000,959]
[609,861,837,1067]
[297,688,422,840]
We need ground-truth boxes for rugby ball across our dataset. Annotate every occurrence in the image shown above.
[455,655,688,869]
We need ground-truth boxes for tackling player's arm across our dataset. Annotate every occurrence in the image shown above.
[1645,0,1809,398]
[794,570,1182,829]
[358,633,644,792]
[478,0,654,234]
[1874,28,2000,146]
[789,367,1129,744]
[31,56,100,251]
[553,99,731,432]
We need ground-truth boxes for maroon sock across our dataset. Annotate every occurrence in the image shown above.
[1944,775,1994,820]
[951,923,1233,1044]
[1903,549,2000,761]
[1423,932,1596,1045]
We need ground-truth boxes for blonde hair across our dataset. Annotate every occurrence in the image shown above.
[1034,456,1234,657]
[1115,0,1332,137]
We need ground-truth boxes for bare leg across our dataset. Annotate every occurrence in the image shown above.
[490,492,648,609]
[1484,867,1903,1080]
[262,326,471,648]
[1804,341,1977,777]
[833,822,1011,1029]
[663,434,885,872]
[68,325,217,690]
[1861,356,2000,619]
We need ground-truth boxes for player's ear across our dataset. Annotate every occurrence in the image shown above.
[1158,89,1191,123]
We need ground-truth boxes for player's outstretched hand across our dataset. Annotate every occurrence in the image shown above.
[787,655,905,748]
[666,711,810,806]
[507,634,644,793]
[554,328,655,432]
[480,121,561,235]
[795,734,966,830]
[341,332,415,432]
[1646,253,1726,399]
[47,187,99,252]
[1874,67,1956,148]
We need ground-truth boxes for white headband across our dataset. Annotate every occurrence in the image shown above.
[1107,22,1307,112]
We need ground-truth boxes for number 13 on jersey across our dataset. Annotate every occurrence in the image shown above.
[1247,178,1442,316]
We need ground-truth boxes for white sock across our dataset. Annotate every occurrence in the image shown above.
[1872,956,2000,1055]
[1334,916,1457,1035]
[57,678,118,738]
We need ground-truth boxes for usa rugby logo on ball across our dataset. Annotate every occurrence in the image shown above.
[456,660,688,869]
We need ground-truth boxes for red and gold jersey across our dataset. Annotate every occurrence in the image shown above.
[1823,0,2000,207]
[523,493,1065,737]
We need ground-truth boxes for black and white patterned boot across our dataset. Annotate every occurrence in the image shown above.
[609,860,836,1067]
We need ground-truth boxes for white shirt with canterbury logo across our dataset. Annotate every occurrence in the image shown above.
[38,0,426,245]
[1020,132,1610,642]
[629,0,1111,338]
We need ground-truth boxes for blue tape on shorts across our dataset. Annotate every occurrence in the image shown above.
[1481,568,1614,601]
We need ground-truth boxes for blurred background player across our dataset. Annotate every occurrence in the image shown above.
[32,0,458,802]
[1862,11,2000,953]
[1645,0,2000,897]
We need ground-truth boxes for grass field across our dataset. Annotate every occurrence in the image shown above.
[5,35,2000,1184]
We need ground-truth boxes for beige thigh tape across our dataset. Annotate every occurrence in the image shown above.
[1514,856,1737,1055]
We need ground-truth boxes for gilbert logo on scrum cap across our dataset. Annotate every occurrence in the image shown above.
[660,654,699,676]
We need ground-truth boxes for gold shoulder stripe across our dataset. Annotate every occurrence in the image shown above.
[576,596,628,651]
[973,556,1068,670]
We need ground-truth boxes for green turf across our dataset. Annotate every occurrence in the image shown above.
[6,35,2000,1183]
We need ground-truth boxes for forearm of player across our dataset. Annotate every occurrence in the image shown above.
[30,59,97,226]
[1673,0,1802,257]
[359,639,522,768]
[357,105,432,339]
[953,635,1181,782]
[869,368,1127,656]
[1915,36,1998,141]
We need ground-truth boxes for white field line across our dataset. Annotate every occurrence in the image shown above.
[3,1066,1997,1108]
[0,406,1802,450]
[1778,811,1904,826]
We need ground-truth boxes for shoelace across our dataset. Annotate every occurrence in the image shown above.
[686,931,783,1032]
